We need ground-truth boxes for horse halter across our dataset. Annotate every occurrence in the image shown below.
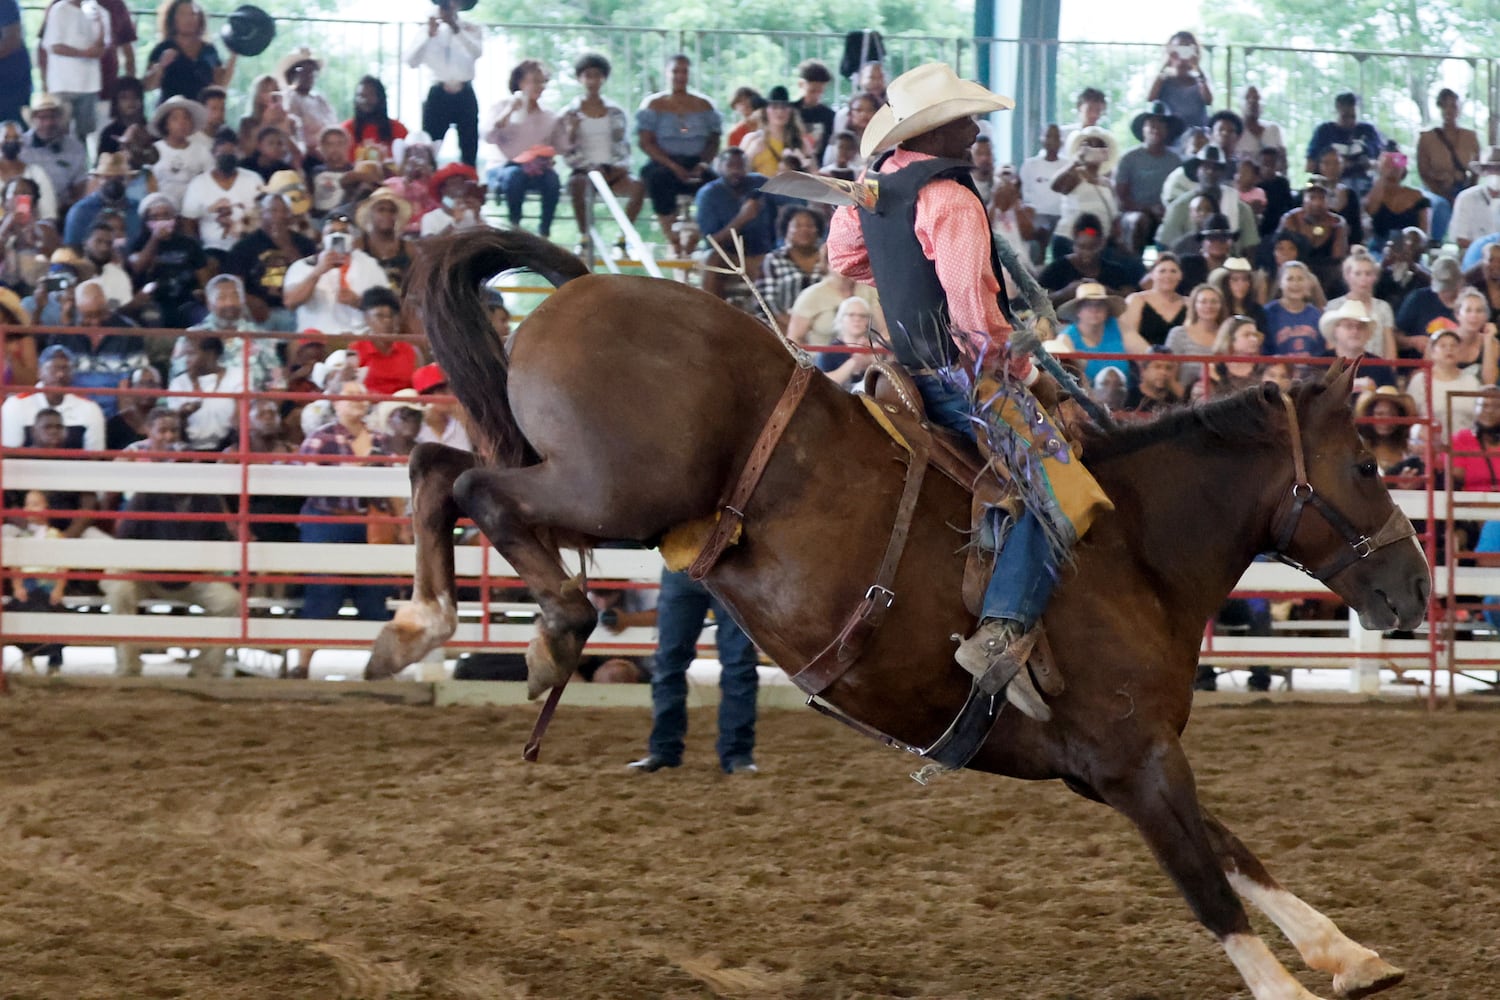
[1269,393,1415,582]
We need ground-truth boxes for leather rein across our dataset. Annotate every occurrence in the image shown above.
[1269,393,1416,582]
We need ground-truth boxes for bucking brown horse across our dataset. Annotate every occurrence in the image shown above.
[371,229,1429,1000]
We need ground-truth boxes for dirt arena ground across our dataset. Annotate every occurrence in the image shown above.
[1,686,1496,1000]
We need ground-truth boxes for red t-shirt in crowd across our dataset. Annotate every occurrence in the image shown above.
[350,340,419,396]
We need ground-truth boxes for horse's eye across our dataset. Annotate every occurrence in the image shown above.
[1357,459,1379,478]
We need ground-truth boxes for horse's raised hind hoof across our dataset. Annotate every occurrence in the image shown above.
[367,600,456,680]
[525,629,585,700]
[1334,957,1405,999]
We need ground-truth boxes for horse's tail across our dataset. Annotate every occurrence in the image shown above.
[406,228,589,466]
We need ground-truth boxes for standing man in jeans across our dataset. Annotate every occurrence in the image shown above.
[405,0,482,166]
[628,569,760,775]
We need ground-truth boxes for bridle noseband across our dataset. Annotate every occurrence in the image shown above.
[1269,393,1416,582]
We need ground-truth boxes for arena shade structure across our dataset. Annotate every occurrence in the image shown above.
[0,332,1487,705]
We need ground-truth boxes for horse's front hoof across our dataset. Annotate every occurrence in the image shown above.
[1335,957,1405,999]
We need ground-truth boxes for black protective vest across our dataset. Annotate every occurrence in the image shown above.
[857,152,1009,371]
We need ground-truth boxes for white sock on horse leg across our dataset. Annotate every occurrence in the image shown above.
[1221,932,1327,1000]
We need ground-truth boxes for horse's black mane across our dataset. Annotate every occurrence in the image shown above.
[1082,381,1324,463]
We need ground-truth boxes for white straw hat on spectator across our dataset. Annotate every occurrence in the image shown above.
[1222,257,1252,273]
[372,387,424,430]
[1056,281,1126,322]
[1317,298,1376,343]
[1062,126,1120,174]
[859,63,1014,159]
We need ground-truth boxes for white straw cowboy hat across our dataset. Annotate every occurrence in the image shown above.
[1318,297,1377,343]
[1062,125,1120,174]
[860,63,1014,159]
[1056,281,1126,322]
[276,46,323,84]
[22,93,69,126]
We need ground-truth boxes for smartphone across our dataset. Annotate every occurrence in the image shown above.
[325,232,351,254]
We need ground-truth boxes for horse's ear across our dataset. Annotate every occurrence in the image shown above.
[1324,355,1360,397]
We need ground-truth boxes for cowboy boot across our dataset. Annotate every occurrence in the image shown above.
[954,620,1051,722]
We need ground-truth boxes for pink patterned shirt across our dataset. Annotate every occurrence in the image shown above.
[827,147,1030,379]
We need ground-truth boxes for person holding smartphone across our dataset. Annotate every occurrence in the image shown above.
[280,211,387,336]
[1147,31,1212,143]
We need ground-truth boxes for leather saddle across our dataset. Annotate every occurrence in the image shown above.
[860,360,1015,618]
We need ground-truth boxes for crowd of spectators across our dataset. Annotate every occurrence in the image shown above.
[0,13,1491,673]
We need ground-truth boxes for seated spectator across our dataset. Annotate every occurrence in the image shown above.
[556,59,645,235]
[1409,322,1490,443]
[1208,256,1265,331]
[354,188,415,290]
[1121,252,1187,346]
[375,391,422,457]
[820,128,863,179]
[0,343,105,448]
[1208,110,1244,164]
[1255,145,1296,237]
[1157,146,1257,255]
[1147,32,1211,138]
[1019,123,1065,259]
[0,179,57,295]
[235,396,300,539]
[420,162,483,238]
[62,151,139,246]
[297,379,397,622]
[1323,250,1396,357]
[1465,241,1500,319]
[1396,254,1461,355]
[1176,212,1237,290]
[7,487,68,671]
[484,288,511,340]
[1448,287,1496,368]
[180,127,260,257]
[825,93,877,171]
[1417,88,1478,209]
[756,205,825,330]
[117,123,158,202]
[1278,176,1349,293]
[102,406,240,678]
[1263,261,1324,365]
[0,119,59,225]
[222,191,317,330]
[1318,299,1396,389]
[349,287,419,396]
[1090,366,1127,410]
[794,59,835,161]
[105,364,163,450]
[1364,147,1430,248]
[1312,147,1366,247]
[176,273,278,391]
[239,124,293,183]
[45,278,145,417]
[149,96,213,207]
[785,270,884,347]
[20,93,88,215]
[1375,227,1430,317]
[97,75,147,157]
[1116,101,1184,255]
[237,73,302,159]
[1354,387,1422,492]
[127,192,208,329]
[1235,158,1267,228]
[1197,316,1267,402]
[307,125,354,219]
[1123,345,1185,413]
[1061,85,1106,140]
[1039,214,1139,307]
[723,86,762,150]
[14,405,106,541]
[344,75,407,165]
[988,165,1034,271]
[1305,92,1383,196]
[166,334,241,450]
[1234,86,1283,160]
[412,362,471,451]
[967,135,996,204]
[742,85,814,178]
[1164,282,1228,386]
[694,146,773,301]
[485,58,561,238]
[832,59,888,135]
[381,143,437,235]
[1053,281,1151,383]
[282,211,388,335]
[637,54,721,254]
[0,286,35,386]
[1052,126,1119,256]
[78,219,133,306]
[197,84,227,139]
[815,296,877,389]
[1446,387,1500,490]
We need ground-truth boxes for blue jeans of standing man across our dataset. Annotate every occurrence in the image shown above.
[912,370,1057,628]
[495,163,560,237]
[646,568,759,770]
[298,517,396,621]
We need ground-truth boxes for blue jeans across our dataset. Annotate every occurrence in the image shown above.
[912,371,1058,628]
[496,163,560,236]
[646,569,759,769]
[298,517,395,621]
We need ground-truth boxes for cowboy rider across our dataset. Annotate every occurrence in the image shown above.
[826,63,1110,717]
